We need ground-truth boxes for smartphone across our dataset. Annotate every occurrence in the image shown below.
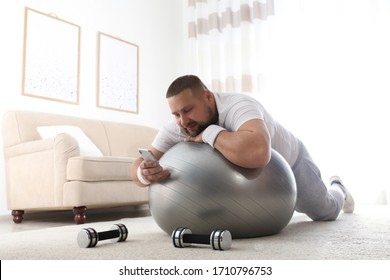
[138,148,158,162]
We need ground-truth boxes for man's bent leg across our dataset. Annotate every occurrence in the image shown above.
[292,143,345,221]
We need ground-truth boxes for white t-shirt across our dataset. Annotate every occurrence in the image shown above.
[152,92,300,167]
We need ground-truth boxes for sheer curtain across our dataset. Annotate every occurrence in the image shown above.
[187,0,274,93]
[186,0,390,205]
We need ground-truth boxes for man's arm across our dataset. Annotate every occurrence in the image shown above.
[188,119,271,168]
[130,147,170,187]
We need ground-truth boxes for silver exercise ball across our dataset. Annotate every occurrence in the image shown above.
[149,142,297,238]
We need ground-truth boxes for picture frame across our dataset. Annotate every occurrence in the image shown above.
[21,7,80,104]
[97,32,139,114]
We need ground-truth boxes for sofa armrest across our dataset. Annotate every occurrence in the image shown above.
[4,133,80,209]
[4,134,77,157]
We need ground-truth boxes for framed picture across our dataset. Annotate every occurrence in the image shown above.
[97,32,139,114]
[22,7,80,104]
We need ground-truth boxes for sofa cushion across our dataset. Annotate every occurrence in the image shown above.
[37,125,103,157]
[67,156,134,181]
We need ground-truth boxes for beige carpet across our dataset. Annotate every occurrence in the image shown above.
[0,205,389,260]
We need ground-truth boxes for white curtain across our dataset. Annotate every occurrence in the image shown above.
[186,0,390,205]
[187,0,274,93]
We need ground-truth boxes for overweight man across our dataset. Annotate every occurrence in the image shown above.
[130,75,354,221]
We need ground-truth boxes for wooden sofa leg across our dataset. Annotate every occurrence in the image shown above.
[73,206,87,224]
[11,210,25,223]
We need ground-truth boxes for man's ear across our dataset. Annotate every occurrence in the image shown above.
[205,90,213,102]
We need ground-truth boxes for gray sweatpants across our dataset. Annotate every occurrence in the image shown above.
[291,141,345,221]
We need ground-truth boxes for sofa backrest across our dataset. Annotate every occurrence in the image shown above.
[2,111,158,157]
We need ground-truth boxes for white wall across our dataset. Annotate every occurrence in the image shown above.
[260,0,390,206]
[0,0,186,215]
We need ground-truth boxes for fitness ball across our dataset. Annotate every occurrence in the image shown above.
[149,142,297,238]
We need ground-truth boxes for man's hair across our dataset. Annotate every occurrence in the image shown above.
[166,75,208,98]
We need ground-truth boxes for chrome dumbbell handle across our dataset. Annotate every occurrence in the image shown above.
[183,233,210,245]
[98,229,120,240]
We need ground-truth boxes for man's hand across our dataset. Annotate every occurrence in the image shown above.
[184,132,204,143]
[131,148,170,187]
[138,159,170,185]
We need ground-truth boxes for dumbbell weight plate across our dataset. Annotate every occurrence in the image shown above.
[77,228,98,248]
[172,227,192,248]
[110,224,128,243]
[210,229,232,250]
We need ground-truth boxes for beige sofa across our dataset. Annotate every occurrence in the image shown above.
[2,111,158,224]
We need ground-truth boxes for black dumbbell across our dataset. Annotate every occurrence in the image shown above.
[77,223,128,248]
[172,227,232,250]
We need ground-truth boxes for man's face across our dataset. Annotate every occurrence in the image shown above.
[168,88,217,136]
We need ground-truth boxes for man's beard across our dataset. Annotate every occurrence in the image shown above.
[184,107,218,137]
